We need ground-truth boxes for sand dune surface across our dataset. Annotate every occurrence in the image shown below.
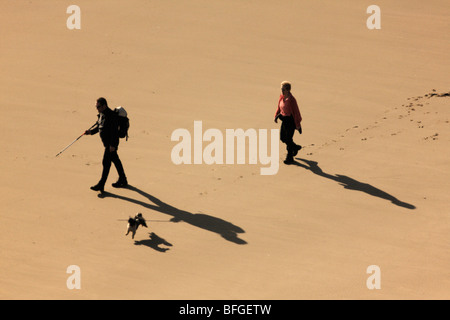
[0,1,449,299]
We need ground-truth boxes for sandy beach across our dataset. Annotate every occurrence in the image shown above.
[0,0,449,299]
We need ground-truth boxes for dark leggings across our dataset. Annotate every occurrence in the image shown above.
[279,115,298,156]
[100,147,126,185]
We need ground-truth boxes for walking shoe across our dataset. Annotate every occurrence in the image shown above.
[90,183,104,193]
[112,178,128,188]
[283,156,295,164]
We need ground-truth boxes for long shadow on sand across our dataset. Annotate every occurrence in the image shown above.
[99,185,247,244]
[293,158,416,210]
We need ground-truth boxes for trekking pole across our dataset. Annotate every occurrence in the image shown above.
[55,122,97,158]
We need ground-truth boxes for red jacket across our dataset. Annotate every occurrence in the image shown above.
[275,94,302,129]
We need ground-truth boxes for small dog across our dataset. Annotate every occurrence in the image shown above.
[125,213,148,239]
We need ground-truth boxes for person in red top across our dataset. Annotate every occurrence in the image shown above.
[274,81,303,164]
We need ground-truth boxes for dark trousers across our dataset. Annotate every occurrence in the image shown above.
[99,147,126,186]
[279,115,298,158]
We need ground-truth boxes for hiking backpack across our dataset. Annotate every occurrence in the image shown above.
[114,106,130,140]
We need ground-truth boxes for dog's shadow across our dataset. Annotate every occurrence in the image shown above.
[134,232,173,253]
[99,185,247,245]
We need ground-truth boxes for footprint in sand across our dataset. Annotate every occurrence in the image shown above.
[424,133,439,141]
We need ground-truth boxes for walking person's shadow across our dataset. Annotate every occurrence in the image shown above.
[99,186,247,244]
[293,158,416,210]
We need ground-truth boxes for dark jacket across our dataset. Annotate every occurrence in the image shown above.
[90,107,120,148]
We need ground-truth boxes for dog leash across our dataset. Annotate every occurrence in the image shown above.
[117,219,172,222]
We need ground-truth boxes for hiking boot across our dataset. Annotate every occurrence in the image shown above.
[283,156,295,164]
[112,178,128,188]
[90,183,104,193]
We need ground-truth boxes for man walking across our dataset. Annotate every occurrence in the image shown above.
[85,97,128,192]
[274,81,303,164]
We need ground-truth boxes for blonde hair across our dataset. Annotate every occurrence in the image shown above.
[281,81,291,91]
